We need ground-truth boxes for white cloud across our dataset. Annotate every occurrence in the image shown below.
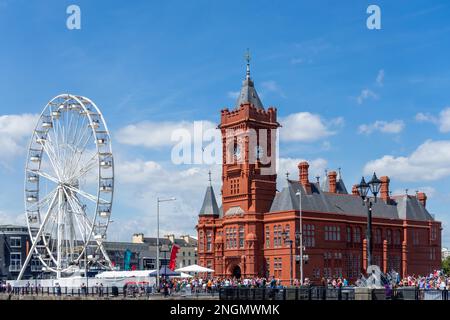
[116,120,216,148]
[364,139,450,182]
[290,58,304,65]
[277,157,327,187]
[376,69,385,86]
[356,89,378,104]
[415,107,450,133]
[358,120,405,134]
[280,112,343,142]
[0,113,38,165]
[0,210,26,225]
[115,159,162,184]
[415,112,435,122]
[261,80,286,98]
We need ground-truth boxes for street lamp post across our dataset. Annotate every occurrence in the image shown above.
[282,231,294,286]
[295,189,304,285]
[356,172,381,269]
[156,197,176,292]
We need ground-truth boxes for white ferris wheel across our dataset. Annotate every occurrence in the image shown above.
[18,94,114,279]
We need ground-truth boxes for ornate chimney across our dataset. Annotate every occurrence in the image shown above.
[380,176,390,202]
[352,184,360,196]
[298,161,311,193]
[417,192,427,207]
[328,171,337,193]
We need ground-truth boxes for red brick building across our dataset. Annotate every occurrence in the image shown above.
[196,62,442,284]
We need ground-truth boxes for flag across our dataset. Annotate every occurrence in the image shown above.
[124,249,132,271]
[168,244,180,271]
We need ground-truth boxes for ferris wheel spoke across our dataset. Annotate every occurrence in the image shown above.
[26,187,58,211]
[66,184,109,204]
[62,188,90,239]
[41,137,63,181]
[72,155,98,181]
[67,121,93,179]
[43,210,59,266]
[27,168,59,185]
[74,118,92,154]
[69,192,95,230]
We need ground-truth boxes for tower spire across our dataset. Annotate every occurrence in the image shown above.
[244,48,251,80]
[234,49,264,109]
[208,170,212,186]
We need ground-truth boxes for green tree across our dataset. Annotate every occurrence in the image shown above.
[442,256,450,275]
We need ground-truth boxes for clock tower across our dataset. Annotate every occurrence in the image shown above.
[219,54,280,217]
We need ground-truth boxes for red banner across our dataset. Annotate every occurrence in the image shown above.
[169,244,180,271]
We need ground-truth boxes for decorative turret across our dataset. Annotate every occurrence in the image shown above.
[198,171,220,216]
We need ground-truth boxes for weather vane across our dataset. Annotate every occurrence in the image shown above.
[245,48,251,62]
[208,170,212,186]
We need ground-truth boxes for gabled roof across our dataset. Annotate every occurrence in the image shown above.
[199,185,220,216]
[396,195,434,221]
[269,180,434,222]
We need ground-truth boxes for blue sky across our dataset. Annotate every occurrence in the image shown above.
[0,0,450,246]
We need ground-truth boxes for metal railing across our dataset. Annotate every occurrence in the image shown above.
[2,286,448,300]
[0,285,221,298]
[219,286,449,301]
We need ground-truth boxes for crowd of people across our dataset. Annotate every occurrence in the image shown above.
[395,270,450,290]
[2,269,450,297]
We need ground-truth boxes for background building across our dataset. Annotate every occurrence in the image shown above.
[442,247,450,261]
[132,233,197,269]
[0,225,42,280]
[196,63,442,283]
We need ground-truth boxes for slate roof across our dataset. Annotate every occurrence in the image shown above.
[235,78,264,110]
[199,185,220,216]
[269,180,434,222]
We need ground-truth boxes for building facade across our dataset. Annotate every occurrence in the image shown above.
[0,225,42,280]
[196,62,442,283]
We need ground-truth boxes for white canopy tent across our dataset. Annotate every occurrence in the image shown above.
[179,272,194,278]
[175,264,215,273]
[95,270,154,278]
